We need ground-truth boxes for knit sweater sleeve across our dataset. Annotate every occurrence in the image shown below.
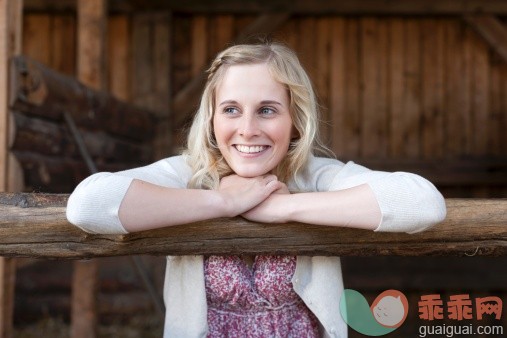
[323,160,446,233]
[66,156,190,234]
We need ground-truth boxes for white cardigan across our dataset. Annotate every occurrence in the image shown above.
[66,155,446,338]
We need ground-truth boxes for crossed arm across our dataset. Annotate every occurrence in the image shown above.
[117,174,382,233]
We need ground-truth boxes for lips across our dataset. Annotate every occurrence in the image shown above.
[234,145,270,154]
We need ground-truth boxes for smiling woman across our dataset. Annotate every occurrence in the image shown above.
[66,42,446,338]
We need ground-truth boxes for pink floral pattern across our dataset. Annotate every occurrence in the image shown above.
[204,255,319,337]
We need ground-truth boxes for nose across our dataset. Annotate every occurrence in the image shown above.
[238,114,260,138]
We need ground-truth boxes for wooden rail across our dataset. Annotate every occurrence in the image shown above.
[0,193,506,258]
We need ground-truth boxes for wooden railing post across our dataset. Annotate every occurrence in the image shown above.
[0,1,23,337]
[71,1,107,338]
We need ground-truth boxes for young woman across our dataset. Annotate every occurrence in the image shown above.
[67,42,446,338]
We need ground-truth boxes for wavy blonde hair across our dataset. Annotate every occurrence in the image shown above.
[184,42,331,190]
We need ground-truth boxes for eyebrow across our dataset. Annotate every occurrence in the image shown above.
[218,100,283,107]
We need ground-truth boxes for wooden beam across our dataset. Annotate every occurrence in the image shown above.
[22,0,507,15]
[72,1,107,338]
[0,193,506,258]
[463,14,507,63]
[0,1,22,337]
[172,13,290,131]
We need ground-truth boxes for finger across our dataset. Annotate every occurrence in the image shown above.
[265,179,283,192]
[263,174,278,184]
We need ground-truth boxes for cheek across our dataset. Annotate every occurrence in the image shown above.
[274,124,294,144]
[212,118,227,145]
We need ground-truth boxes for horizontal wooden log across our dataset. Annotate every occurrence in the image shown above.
[0,193,506,258]
[9,55,156,142]
[10,111,152,162]
[23,0,507,15]
[14,152,146,193]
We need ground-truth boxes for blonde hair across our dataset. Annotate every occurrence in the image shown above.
[184,42,331,190]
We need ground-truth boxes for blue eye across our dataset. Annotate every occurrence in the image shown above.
[223,107,239,114]
[259,107,275,115]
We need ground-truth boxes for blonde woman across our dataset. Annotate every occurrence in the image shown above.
[67,42,446,338]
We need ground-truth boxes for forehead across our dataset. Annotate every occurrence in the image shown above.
[215,63,288,102]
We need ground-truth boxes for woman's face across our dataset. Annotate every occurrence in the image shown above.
[213,63,293,178]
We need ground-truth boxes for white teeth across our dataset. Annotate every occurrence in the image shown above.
[235,145,267,153]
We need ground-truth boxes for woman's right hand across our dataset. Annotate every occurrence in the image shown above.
[218,174,282,217]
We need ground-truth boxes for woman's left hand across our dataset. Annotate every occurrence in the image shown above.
[241,182,291,223]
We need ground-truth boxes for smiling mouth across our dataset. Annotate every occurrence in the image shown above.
[234,145,270,154]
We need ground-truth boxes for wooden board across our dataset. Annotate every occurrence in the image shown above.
[72,1,107,337]
[0,1,23,337]
[329,18,346,156]
[421,19,445,159]
[342,18,361,157]
[108,15,130,101]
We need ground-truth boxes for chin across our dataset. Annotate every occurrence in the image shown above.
[232,166,272,178]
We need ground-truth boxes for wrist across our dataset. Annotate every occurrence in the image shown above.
[274,193,294,223]
[210,190,235,218]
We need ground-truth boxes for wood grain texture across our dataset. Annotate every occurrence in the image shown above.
[0,193,505,258]
[0,1,22,336]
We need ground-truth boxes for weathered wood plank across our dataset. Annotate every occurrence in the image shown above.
[152,14,172,159]
[51,15,76,76]
[316,18,331,146]
[191,15,208,77]
[469,26,491,155]
[329,18,345,157]
[389,19,405,157]
[0,194,506,258]
[73,1,106,337]
[0,1,23,336]
[444,20,467,156]
[108,15,130,101]
[23,0,507,15]
[342,18,361,158]
[131,13,153,110]
[360,17,388,157]
[421,19,445,159]
[22,14,51,67]
[402,19,421,158]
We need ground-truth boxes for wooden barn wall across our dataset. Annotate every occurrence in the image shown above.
[21,12,507,197]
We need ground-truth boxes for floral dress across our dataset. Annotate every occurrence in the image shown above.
[204,255,320,338]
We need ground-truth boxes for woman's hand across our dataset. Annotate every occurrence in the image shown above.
[218,174,283,217]
[241,182,291,223]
